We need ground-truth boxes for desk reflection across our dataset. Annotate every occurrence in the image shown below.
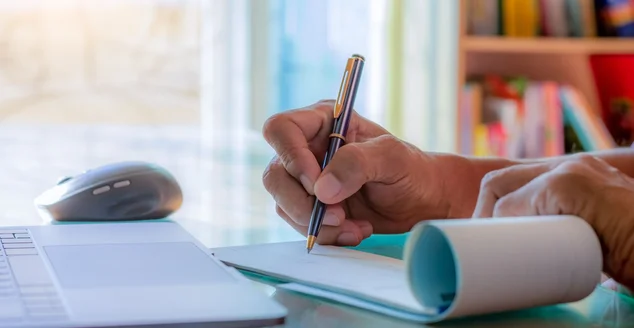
[263,281,634,328]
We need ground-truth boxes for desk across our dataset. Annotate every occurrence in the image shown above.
[0,124,633,327]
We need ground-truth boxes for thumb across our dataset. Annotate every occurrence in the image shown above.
[314,135,408,204]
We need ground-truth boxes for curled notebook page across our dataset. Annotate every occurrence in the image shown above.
[405,215,603,322]
[211,215,603,323]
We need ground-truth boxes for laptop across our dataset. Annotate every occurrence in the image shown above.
[0,221,287,327]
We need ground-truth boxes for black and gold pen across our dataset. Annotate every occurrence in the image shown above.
[306,54,365,253]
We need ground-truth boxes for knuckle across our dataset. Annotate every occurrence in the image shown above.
[261,112,287,141]
[572,153,595,163]
[569,153,603,169]
[277,147,302,174]
[342,143,368,164]
[492,197,511,216]
[262,158,283,193]
[315,99,336,107]
[275,205,287,218]
[542,171,576,193]
[377,134,406,151]
[556,160,587,175]
[480,169,504,189]
[375,133,400,146]
[530,185,551,208]
[374,134,411,163]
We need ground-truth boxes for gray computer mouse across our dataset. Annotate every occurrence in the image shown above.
[34,161,183,222]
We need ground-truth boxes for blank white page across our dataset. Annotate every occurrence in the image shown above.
[211,241,435,315]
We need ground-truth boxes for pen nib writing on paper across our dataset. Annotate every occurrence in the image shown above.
[306,235,316,254]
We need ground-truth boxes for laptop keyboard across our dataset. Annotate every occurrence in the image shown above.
[0,229,68,326]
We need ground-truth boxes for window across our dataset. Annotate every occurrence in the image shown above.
[0,0,459,242]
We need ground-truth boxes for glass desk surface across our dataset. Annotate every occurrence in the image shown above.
[0,125,632,328]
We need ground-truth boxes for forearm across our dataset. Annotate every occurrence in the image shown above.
[431,153,516,218]
[434,148,634,218]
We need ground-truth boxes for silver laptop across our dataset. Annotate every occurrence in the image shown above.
[0,221,287,327]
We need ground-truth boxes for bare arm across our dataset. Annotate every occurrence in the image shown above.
[433,148,634,218]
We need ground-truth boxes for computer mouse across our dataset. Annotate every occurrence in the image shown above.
[34,161,183,222]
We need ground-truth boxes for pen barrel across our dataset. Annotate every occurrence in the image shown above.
[323,137,345,164]
[308,54,364,240]
[333,59,364,138]
[307,198,327,237]
[308,137,345,238]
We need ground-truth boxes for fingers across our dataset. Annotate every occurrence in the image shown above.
[487,165,581,218]
[263,156,345,228]
[490,181,541,218]
[314,135,410,204]
[262,100,335,193]
[472,162,553,218]
[279,206,373,246]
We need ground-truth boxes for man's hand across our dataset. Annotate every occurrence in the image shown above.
[472,154,634,291]
[261,100,451,246]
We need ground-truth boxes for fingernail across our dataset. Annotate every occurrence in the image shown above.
[357,221,373,236]
[315,173,342,199]
[300,175,314,195]
[337,232,359,245]
[323,213,340,226]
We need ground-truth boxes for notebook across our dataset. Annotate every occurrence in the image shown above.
[210,215,603,323]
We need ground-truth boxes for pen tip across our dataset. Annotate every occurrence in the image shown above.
[306,235,316,254]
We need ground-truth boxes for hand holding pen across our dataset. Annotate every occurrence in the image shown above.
[306,54,365,253]
[262,53,437,250]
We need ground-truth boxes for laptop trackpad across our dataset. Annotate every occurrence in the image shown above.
[43,242,235,288]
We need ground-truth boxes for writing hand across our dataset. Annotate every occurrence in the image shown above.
[262,100,450,246]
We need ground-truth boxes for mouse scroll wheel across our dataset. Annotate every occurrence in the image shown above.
[56,176,73,185]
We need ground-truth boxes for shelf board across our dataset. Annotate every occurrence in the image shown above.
[463,36,634,54]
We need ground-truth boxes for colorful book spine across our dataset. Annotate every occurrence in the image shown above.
[460,76,616,158]
[467,0,500,35]
[560,85,617,151]
[503,0,540,37]
[459,85,474,155]
[543,82,564,156]
[523,82,544,158]
[595,0,634,36]
[474,124,490,156]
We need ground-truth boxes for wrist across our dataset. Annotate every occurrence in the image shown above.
[429,154,518,218]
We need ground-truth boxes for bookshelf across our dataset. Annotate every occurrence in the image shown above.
[464,36,634,54]
[456,0,634,155]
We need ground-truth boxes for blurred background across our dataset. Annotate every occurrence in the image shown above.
[0,0,458,244]
[0,0,632,246]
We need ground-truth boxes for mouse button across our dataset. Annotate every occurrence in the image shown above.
[112,180,131,188]
[91,185,111,195]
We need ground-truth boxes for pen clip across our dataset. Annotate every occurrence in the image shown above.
[334,57,354,119]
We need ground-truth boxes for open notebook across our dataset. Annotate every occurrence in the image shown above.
[210,215,603,323]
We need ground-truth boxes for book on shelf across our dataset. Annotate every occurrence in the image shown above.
[459,75,616,158]
[467,0,634,38]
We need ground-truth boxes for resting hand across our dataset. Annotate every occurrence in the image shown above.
[472,154,634,292]
[262,100,450,246]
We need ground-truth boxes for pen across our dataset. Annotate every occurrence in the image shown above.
[306,54,365,253]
